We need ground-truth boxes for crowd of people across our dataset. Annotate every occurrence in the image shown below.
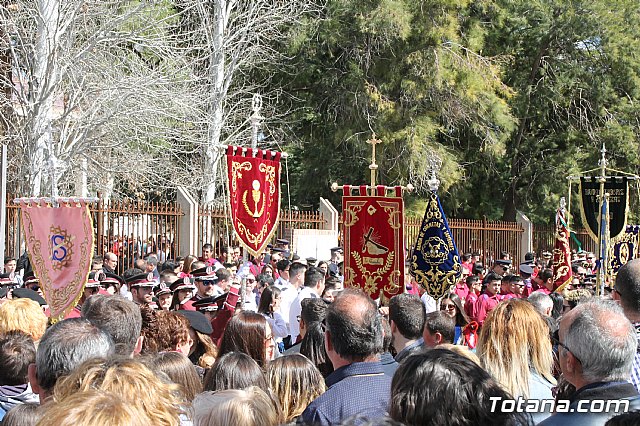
[0,241,639,425]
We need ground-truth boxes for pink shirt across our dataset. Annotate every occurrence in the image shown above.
[465,292,479,321]
[533,287,551,295]
[453,282,469,301]
[474,292,500,326]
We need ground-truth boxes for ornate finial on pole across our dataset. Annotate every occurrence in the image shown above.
[559,196,566,214]
[250,93,263,150]
[427,153,442,192]
[598,143,608,170]
[367,133,382,188]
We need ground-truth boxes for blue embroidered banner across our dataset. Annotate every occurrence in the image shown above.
[608,225,640,276]
[410,191,462,299]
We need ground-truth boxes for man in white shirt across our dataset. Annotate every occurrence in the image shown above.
[289,267,325,344]
[277,261,306,330]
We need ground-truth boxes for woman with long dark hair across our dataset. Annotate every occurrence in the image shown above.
[258,286,288,353]
[217,311,275,368]
[440,293,477,348]
[203,352,267,392]
[300,322,333,378]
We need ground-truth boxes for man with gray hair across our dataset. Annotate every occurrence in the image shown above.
[527,292,553,317]
[539,299,640,425]
[27,318,115,401]
[612,258,640,392]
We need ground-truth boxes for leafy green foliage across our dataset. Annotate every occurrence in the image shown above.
[269,0,640,225]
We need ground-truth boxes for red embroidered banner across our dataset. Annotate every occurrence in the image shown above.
[342,186,404,299]
[553,207,573,292]
[19,199,94,320]
[226,146,282,258]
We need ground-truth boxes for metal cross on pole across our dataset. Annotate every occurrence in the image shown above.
[367,133,381,189]
[250,94,263,150]
[427,152,443,192]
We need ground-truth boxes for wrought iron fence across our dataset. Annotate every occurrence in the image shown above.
[404,216,525,265]
[197,207,326,254]
[5,193,601,274]
[532,224,598,256]
[5,196,183,273]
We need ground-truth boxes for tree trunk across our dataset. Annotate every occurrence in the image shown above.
[30,0,62,196]
[203,0,228,205]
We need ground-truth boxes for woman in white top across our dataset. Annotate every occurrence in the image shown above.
[258,285,289,353]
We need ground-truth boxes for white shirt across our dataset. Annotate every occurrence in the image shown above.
[263,311,289,339]
[243,293,258,312]
[275,278,297,329]
[421,292,437,314]
[289,286,318,343]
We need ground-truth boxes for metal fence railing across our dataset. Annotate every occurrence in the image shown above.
[5,193,603,272]
[5,196,183,273]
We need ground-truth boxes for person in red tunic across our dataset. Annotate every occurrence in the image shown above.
[532,268,554,295]
[509,275,526,299]
[500,274,518,301]
[464,275,481,320]
[474,273,502,327]
[453,266,471,302]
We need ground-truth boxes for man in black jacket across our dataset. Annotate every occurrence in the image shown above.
[539,299,640,426]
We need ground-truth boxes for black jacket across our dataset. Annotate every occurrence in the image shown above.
[538,381,640,426]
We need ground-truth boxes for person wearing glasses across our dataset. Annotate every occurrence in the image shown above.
[538,299,639,425]
[440,294,477,348]
[242,274,258,312]
[490,259,512,277]
[300,288,389,426]
[182,267,221,311]
[509,275,526,298]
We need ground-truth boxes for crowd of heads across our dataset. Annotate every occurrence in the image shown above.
[0,246,640,425]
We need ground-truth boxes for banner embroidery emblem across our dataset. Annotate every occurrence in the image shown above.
[410,191,461,300]
[580,177,628,242]
[20,199,94,320]
[342,186,404,299]
[226,146,282,258]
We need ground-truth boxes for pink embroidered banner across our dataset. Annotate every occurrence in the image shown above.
[20,199,94,320]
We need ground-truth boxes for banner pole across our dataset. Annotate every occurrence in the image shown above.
[0,145,6,270]
[596,144,608,296]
